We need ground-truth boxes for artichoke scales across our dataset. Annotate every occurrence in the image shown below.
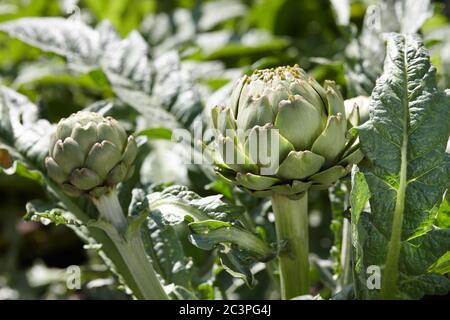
[210,65,363,198]
[45,111,137,198]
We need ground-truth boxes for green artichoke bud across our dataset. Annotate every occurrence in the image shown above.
[45,111,137,198]
[210,65,363,198]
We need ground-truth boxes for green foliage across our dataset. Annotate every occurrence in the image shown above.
[146,185,274,286]
[352,33,450,299]
[345,0,433,96]
[1,0,450,301]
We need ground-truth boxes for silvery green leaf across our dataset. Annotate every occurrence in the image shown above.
[0,85,51,171]
[146,185,242,225]
[101,30,153,93]
[152,51,203,130]
[0,18,103,71]
[353,33,450,299]
[145,185,272,284]
[0,18,203,131]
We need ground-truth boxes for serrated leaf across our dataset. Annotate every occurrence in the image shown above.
[101,31,152,90]
[0,18,104,71]
[0,85,52,171]
[146,185,273,285]
[0,18,203,131]
[353,33,450,299]
[146,212,195,289]
[146,185,243,225]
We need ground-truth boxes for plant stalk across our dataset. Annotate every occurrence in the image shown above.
[271,192,310,299]
[92,190,128,234]
[103,226,168,300]
[92,190,168,300]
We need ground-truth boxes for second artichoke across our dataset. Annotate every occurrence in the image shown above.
[45,111,137,198]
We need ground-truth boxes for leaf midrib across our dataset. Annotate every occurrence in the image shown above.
[381,37,410,299]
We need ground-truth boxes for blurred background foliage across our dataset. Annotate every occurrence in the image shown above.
[0,0,450,299]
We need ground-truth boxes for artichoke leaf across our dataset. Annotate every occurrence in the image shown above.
[45,157,67,184]
[211,106,237,136]
[275,150,325,180]
[85,140,122,178]
[218,136,258,174]
[230,75,248,117]
[324,81,346,119]
[289,80,325,112]
[70,123,97,154]
[339,148,364,166]
[52,137,84,173]
[236,95,274,132]
[274,95,324,150]
[270,180,312,196]
[98,122,125,151]
[236,172,280,190]
[311,113,347,166]
[309,165,349,185]
[121,136,138,166]
[69,168,102,190]
[106,162,128,185]
[245,124,294,169]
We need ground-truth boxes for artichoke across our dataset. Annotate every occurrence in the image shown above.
[210,65,363,198]
[45,111,137,198]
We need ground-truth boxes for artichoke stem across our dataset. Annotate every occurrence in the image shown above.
[92,190,169,300]
[107,227,168,300]
[271,192,310,299]
[92,189,128,234]
[97,220,169,300]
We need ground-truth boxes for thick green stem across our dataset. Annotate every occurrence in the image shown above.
[271,192,310,299]
[92,190,128,234]
[102,225,169,300]
[92,190,168,300]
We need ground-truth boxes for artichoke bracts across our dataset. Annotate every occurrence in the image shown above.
[44,112,168,300]
[210,65,363,198]
[45,111,137,198]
